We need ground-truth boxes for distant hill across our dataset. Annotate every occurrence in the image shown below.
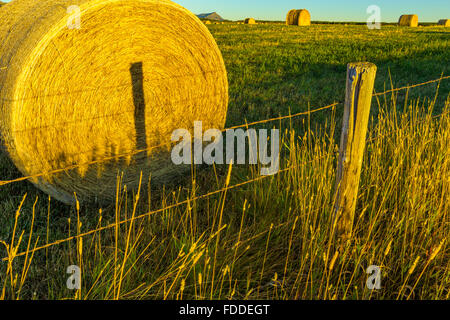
[196,12,224,21]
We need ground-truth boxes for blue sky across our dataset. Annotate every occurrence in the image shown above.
[176,0,449,22]
[2,0,449,22]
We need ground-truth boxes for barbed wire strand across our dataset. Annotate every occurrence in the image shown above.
[0,102,340,187]
[372,75,450,97]
[1,74,448,186]
[7,101,341,174]
[2,153,335,261]
[3,101,448,261]
[6,74,449,135]
[0,75,449,261]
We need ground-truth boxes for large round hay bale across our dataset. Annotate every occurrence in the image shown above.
[244,18,256,25]
[0,0,228,205]
[286,9,310,26]
[398,14,419,27]
[438,19,449,27]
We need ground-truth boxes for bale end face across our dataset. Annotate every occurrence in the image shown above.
[286,9,295,25]
[0,0,228,205]
[398,14,419,27]
[244,18,256,25]
[438,19,449,27]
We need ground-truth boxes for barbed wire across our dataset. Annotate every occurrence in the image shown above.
[1,95,448,261]
[372,75,450,97]
[0,74,449,261]
[226,102,341,130]
[0,74,447,187]
[1,152,335,262]
[0,102,340,187]
[3,73,447,136]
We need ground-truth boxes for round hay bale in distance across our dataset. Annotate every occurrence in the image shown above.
[398,14,419,27]
[244,18,256,25]
[286,9,310,26]
[0,0,228,205]
[438,19,449,27]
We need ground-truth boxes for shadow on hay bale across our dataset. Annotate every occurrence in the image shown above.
[437,19,449,27]
[0,0,228,205]
[398,14,419,27]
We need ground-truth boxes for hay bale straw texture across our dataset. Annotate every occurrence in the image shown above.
[438,19,449,27]
[286,9,310,26]
[398,14,419,27]
[244,18,256,25]
[286,10,295,25]
[0,0,228,204]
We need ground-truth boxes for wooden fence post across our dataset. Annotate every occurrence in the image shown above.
[334,62,377,240]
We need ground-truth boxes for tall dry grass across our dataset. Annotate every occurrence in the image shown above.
[0,88,448,300]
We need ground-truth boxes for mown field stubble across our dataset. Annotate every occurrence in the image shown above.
[0,23,449,300]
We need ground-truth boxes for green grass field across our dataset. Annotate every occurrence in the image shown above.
[1,24,449,300]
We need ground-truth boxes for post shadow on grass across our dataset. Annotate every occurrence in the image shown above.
[130,62,148,154]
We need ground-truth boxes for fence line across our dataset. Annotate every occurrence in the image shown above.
[0,74,449,261]
[0,72,448,186]
[2,96,448,261]
[0,102,341,187]
[372,75,450,97]
[1,74,447,136]
[226,102,341,130]
[2,72,446,185]
[2,153,335,262]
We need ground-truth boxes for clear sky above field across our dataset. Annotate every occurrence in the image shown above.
[177,0,449,22]
[1,0,449,22]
